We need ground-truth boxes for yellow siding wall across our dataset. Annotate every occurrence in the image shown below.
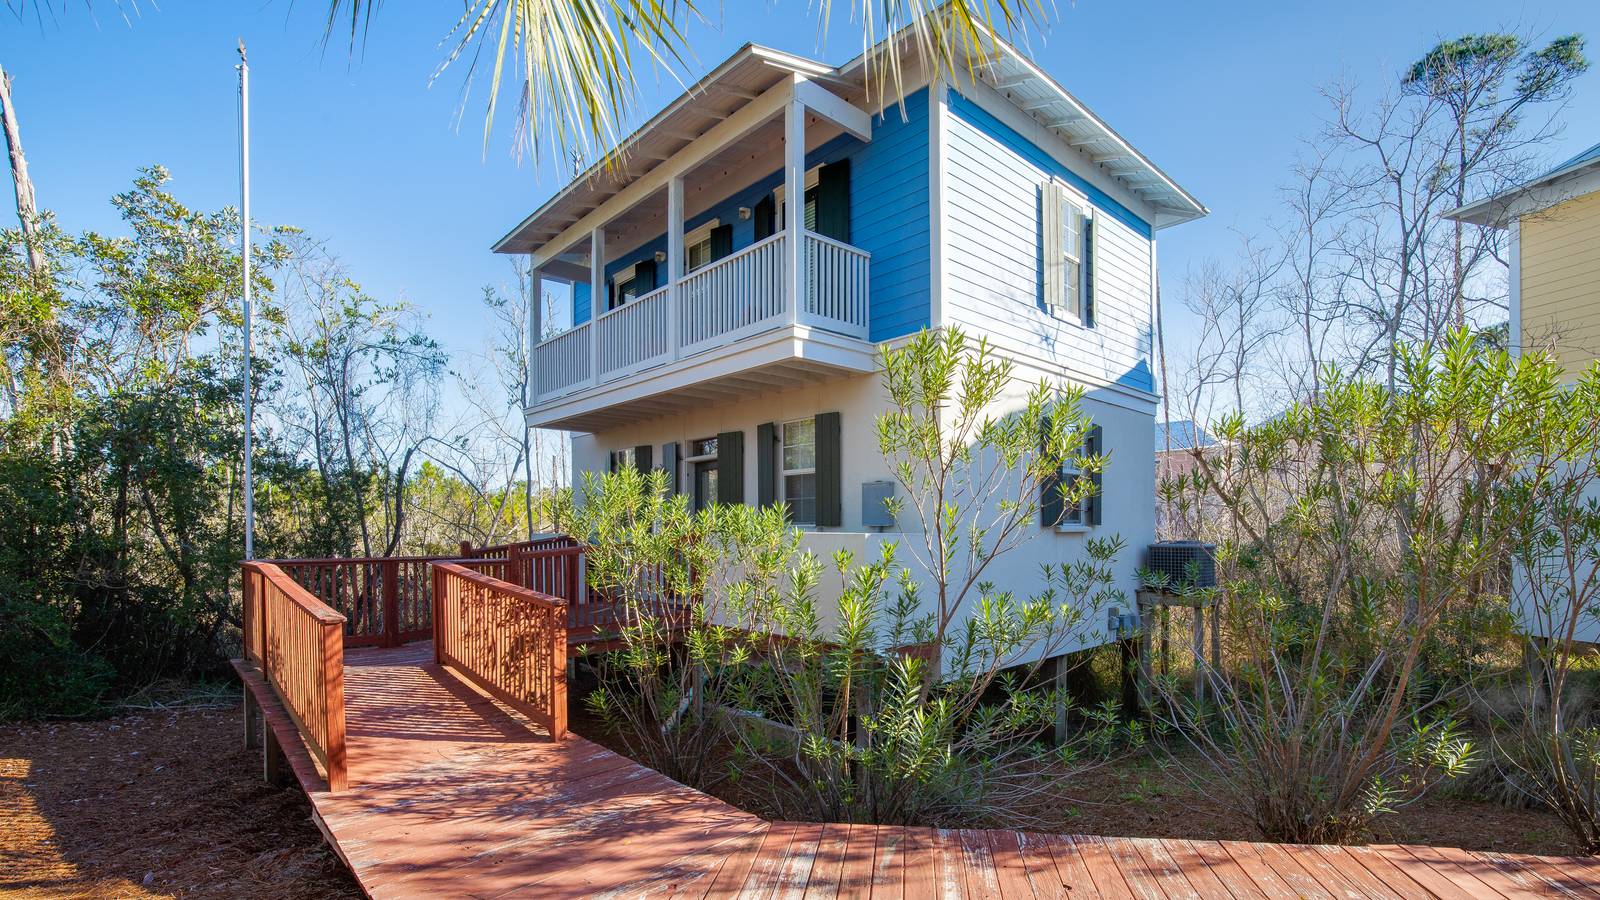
[1521,189,1600,380]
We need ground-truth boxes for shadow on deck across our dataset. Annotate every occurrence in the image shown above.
[233,642,1600,899]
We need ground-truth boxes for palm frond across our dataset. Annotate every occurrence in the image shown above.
[325,0,1052,171]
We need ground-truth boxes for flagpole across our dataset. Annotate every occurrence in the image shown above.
[237,40,255,561]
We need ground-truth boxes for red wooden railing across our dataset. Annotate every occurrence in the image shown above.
[432,562,568,740]
[272,557,440,648]
[241,561,349,791]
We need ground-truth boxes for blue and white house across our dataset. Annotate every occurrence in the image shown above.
[495,33,1206,655]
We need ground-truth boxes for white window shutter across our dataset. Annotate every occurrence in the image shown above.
[1041,179,1063,311]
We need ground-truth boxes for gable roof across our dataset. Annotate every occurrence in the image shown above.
[494,30,1206,256]
[1445,138,1600,227]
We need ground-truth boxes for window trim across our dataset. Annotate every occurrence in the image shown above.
[772,165,823,208]
[683,219,721,272]
[1043,177,1094,327]
[780,417,818,526]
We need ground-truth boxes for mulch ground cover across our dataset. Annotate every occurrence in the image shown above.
[0,700,359,899]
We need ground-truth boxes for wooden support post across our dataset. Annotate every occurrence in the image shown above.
[381,558,400,648]
[459,540,473,558]
[1137,595,1154,714]
[263,721,288,787]
[243,683,261,750]
[1192,602,1206,706]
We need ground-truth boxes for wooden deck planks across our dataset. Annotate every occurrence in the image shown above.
[237,643,1600,899]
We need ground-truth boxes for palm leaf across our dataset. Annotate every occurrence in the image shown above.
[329,1,1053,171]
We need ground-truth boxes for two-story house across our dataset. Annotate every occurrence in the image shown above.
[1448,140,1600,644]
[494,33,1206,657]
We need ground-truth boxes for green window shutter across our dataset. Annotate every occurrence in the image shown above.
[634,258,658,293]
[710,223,733,261]
[633,444,652,474]
[1087,424,1104,526]
[717,430,745,505]
[815,411,842,527]
[757,422,778,508]
[661,442,679,494]
[816,160,851,243]
[1039,416,1063,528]
[753,195,776,241]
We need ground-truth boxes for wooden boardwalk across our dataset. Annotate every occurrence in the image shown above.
[237,642,1600,898]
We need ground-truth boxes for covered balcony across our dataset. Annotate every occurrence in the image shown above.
[497,48,883,433]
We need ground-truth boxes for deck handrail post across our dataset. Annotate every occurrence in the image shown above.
[459,539,473,558]
[321,617,349,790]
[432,563,446,666]
[550,603,568,741]
[381,558,400,648]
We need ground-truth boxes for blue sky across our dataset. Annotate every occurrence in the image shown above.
[5,0,1600,365]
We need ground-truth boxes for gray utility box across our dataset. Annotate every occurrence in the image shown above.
[861,480,896,528]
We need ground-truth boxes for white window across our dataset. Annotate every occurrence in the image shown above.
[609,447,637,473]
[1042,179,1092,325]
[684,219,720,272]
[781,418,817,526]
[774,166,823,232]
[610,263,643,310]
[684,437,719,511]
[1059,452,1087,527]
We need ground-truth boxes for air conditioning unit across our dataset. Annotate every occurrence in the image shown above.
[1146,541,1217,589]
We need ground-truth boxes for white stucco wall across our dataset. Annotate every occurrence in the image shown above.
[571,354,1155,664]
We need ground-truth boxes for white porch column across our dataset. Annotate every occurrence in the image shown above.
[589,227,604,386]
[527,264,543,405]
[784,93,804,324]
[667,176,684,361]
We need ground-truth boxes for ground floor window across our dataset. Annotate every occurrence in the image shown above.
[782,418,816,525]
[686,437,719,512]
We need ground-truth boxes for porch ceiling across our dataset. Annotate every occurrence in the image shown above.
[493,46,837,256]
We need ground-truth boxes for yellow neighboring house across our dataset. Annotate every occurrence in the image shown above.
[1449,141,1600,377]
[1449,143,1600,643]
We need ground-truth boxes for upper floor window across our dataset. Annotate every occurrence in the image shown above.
[684,219,720,272]
[781,418,817,526]
[1042,179,1094,327]
[610,261,657,311]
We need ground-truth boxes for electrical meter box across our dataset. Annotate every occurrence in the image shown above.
[861,481,896,528]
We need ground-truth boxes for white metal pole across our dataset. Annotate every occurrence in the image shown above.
[237,40,255,561]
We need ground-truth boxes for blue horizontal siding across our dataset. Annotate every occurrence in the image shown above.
[576,89,932,342]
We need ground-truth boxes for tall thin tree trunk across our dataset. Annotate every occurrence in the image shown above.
[0,64,44,281]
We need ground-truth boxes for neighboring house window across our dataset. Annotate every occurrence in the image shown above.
[781,418,817,526]
[1042,179,1094,326]
[684,219,720,272]
[685,437,719,512]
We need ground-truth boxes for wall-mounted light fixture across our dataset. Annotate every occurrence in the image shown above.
[738,206,752,221]
[654,250,667,263]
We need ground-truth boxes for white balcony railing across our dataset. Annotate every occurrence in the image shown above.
[680,232,789,355]
[534,230,870,403]
[595,284,671,378]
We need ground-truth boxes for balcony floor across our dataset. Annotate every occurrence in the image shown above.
[526,323,877,432]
